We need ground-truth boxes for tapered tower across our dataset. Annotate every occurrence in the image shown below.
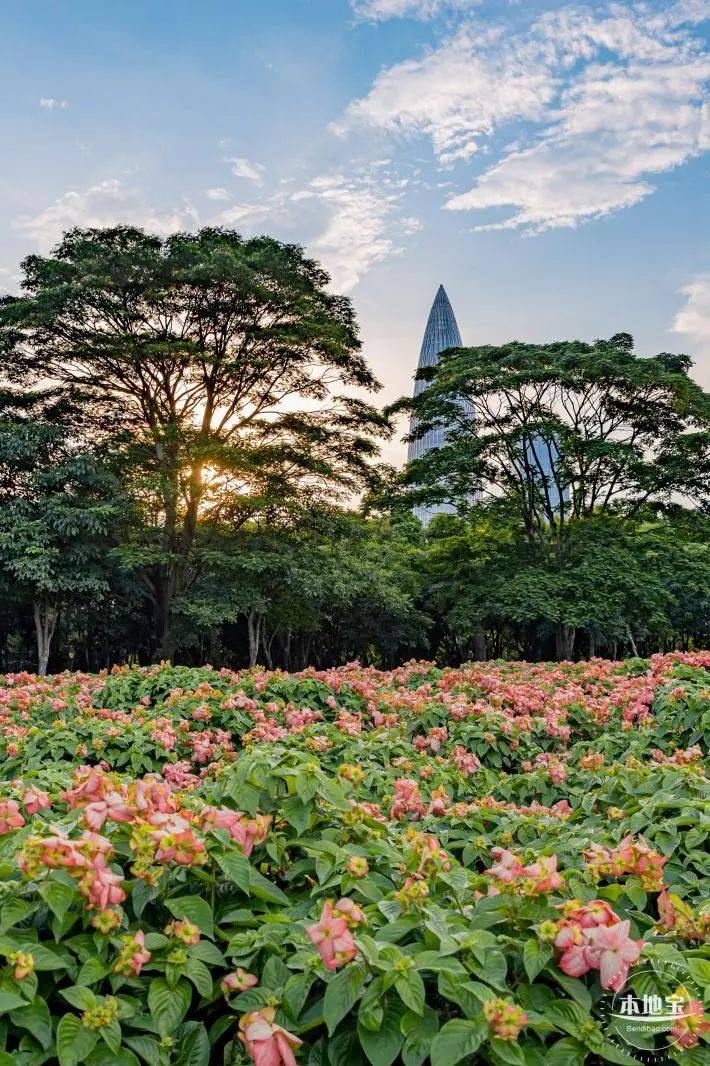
[408,285,463,525]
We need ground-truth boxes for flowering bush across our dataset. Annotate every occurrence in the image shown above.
[0,652,706,1064]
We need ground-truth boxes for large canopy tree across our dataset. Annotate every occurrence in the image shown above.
[393,334,710,657]
[0,226,388,658]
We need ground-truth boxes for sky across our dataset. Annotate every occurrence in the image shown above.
[1,0,709,465]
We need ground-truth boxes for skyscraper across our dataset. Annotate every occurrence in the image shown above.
[408,285,464,526]
[408,286,566,525]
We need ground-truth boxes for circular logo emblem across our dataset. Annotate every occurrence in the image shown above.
[600,961,703,1062]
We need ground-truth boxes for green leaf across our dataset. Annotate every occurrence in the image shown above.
[39,878,76,921]
[430,1019,485,1066]
[77,959,110,987]
[86,1047,138,1066]
[165,896,214,939]
[544,1037,587,1066]
[60,986,98,1012]
[25,943,70,971]
[0,898,33,932]
[0,991,28,1013]
[9,997,52,1050]
[123,1034,162,1066]
[357,997,404,1066]
[395,970,425,1016]
[248,867,289,905]
[599,1039,643,1064]
[523,939,552,982]
[358,977,384,1032]
[216,851,251,894]
[184,958,213,999]
[402,1007,439,1066]
[324,962,367,1035]
[489,1039,526,1065]
[281,796,310,835]
[546,1000,596,1042]
[147,978,191,1036]
[688,958,710,987]
[99,1016,122,1054]
[177,1023,211,1066]
[547,968,592,1011]
[56,1014,98,1066]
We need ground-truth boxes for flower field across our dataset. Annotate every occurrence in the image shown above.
[0,655,708,1066]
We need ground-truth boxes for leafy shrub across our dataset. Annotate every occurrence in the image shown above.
[0,653,707,1064]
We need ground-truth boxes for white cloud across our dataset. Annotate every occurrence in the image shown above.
[674,275,710,354]
[15,180,197,251]
[227,157,266,183]
[338,24,556,164]
[39,97,68,110]
[306,173,400,292]
[673,274,710,387]
[341,1,710,232]
[217,201,274,226]
[205,187,230,201]
[350,0,478,19]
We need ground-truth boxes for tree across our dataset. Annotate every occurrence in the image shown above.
[176,513,429,669]
[0,226,388,659]
[0,397,120,674]
[394,335,710,657]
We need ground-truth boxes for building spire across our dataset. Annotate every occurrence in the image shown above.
[414,284,462,390]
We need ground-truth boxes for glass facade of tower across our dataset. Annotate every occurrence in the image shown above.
[408,286,565,525]
[408,285,467,525]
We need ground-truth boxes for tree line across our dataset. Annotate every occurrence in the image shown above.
[0,226,708,673]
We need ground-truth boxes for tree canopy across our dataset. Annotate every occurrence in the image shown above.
[0,227,708,672]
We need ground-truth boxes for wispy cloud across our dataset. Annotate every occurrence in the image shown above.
[350,0,478,19]
[15,180,197,252]
[341,1,710,233]
[226,157,266,183]
[674,275,710,353]
[205,187,230,201]
[306,173,400,291]
[39,97,68,110]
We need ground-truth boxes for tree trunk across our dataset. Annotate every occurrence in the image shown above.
[588,632,596,659]
[472,625,487,662]
[33,601,58,676]
[626,625,639,658]
[262,626,275,670]
[247,609,261,668]
[555,622,575,661]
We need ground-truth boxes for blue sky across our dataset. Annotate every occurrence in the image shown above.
[1,0,709,463]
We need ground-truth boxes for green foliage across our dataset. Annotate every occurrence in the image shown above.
[0,655,705,1063]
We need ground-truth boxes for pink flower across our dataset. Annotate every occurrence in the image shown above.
[84,792,134,831]
[520,855,563,894]
[333,898,366,926]
[80,855,126,911]
[164,919,201,945]
[0,799,25,835]
[238,1007,302,1066]
[114,930,151,976]
[671,997,710,1049]
[222,968,258,994]
[21,787,50,816]
[485,848,524,884]
[558,943,591,978]
[347,856,369,878]
[200,807,271,857]
[483,998,527,1040]
[585,920,644,991]
[306,900,358,971]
